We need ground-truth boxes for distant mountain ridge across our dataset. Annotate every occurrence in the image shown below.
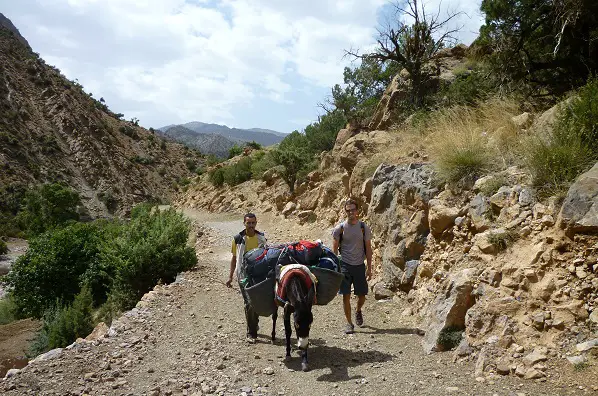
[158,121,286,148]
[158,126,237,159]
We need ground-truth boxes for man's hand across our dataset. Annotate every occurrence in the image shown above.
[225,277,233,288]
[366,267,372,281]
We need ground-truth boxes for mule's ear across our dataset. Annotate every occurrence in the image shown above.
[284,302,295,314]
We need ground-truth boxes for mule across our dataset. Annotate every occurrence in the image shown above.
[271,269,315,372]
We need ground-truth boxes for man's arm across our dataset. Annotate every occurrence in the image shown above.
[226,254,236,288]
[332,238,339,255]
[365,240,373,280]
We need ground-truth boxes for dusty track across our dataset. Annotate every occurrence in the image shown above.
[2,210,596,395]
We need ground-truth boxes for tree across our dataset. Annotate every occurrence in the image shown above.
[228,144,243,159]
[478,0,598,95]
[329,57,400,123]
[304,109,347,153]
[347,0,462,107]
[273,131,311,193]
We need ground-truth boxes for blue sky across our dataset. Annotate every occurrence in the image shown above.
[0,0,484,133]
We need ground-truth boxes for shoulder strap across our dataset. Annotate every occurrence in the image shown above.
[338,223,344,254]
[360,221,366,254]
[234,230,246,245]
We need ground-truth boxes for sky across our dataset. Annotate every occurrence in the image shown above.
[1,0,485,133]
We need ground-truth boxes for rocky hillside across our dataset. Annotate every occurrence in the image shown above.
[178,49,598,380]
[0,15,203,216]
[159,125,237,158]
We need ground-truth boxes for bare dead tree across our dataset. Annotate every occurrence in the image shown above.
[346,0,464,107]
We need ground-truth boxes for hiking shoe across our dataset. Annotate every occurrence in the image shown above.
[246,336,257,344]
[355,311,364,327]
[344,323,355,334]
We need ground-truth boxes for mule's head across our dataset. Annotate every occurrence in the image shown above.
[285,285,315,349]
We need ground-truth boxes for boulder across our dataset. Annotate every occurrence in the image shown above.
[429,200,459,236]
[422,269,476,353]
[335,127,359,148]
[360,178,373,203]
[373,283,395,300]
[400,260,420,291]
[469,194,491,231]
[558,162,598,234]
[511,112,533,129]
[297,210,316,224]
[297,186,321,211]
[281,202,296,217]
[368,74,410,130]
[86,322,109,341]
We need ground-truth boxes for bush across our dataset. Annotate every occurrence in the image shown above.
[223,157,253,186]
[435,134,491,184]
[228,144,243,159]
[16,183,81,237]
[246,141,262,150]
[99,204,196,310]
[437,326,463,351]
[436,66,497,107]
[185,158,197,172]
[250,151,277,179]
[209,167,225,187]
[526,77,598,195]
[0,239,7,255]
[29,286,94,356]
[487,230,519,252]
[6,222,108,318]
[0,295,17,325]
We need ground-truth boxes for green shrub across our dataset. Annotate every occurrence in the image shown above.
[487,230,519,252]
[6,222,108,318]
[185,158,197,172]
[526,78,598,195]
[437,67,497,107]
[16,183,81,237]
[0,239,7,255]
[100,204,196,310]
[437,326,463,351]
[130,155,154,165]
[222,157,253,186]
[478,175,509,196]
[206,154,221,166]
[209,168,225,187]
[246,141,262,150]
[228,144,243,159]
[437,140,491,184]
[250,151,276,179]
[29,286,94,356]
[160,140,167,150]
[0,294,17,325]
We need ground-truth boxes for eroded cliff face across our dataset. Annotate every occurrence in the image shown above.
[0,18,203,217]
[179,96,598,379]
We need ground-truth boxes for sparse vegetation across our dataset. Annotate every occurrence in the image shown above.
[526,77,598,195]
[0,238,7,255]
[487,229,519,251]
[437,326,463,350]
[0,295,17,325]
[130,155,154,165]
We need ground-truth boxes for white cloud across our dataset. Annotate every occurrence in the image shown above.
[2,0,484,130]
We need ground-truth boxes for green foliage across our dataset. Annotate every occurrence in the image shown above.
[29,286,94,356]
[130,155,154,165]
[250,151,277,179]
[304,109,347,153]
[331,57,399,123]
[272,148,309,193]
[160,140,167,150]
[16,183,81,237]
[436,138,491,184]
[0,131,18,145]
[479,0,598,95]
[228,144,243,159]
[0,239,7,255]
[185,158,198,172]
[246,141,262,150]
[0,294,17,325]
[100,205,196,310]
[437,326,463,350]
[436,66,497,107]
[206,154,221,166]
[6,222,106,318]
[478,175,508,196]
[526,77,598,195]
[487,230,519,251]
[222,157,253,186]
[209,167,225,187]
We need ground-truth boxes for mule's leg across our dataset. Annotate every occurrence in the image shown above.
[271,307,277,343]
[284,307,292,359]
[301,347,309,372]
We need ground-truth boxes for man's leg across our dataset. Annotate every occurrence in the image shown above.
[354,264,368,326]
[343,294,353,325]
[339,262,354,334]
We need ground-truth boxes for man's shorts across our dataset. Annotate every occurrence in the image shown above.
[339,262,368,296]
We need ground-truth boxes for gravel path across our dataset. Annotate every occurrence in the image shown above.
[2,210,596,396]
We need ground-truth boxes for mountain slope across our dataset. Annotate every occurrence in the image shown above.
[0,16,202,216]
[159,121,285,146]
[160,125,237,158]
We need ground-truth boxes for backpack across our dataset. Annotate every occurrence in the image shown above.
[243,247,282,283]
[279,240,323,266]
[338,221,366,255]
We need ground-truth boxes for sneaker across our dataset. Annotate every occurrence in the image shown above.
[344,323,355,334]
[355,311,364,327]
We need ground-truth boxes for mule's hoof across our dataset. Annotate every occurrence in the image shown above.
[301,363,310,372]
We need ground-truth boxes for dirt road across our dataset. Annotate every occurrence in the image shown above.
[2,210,595,395]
